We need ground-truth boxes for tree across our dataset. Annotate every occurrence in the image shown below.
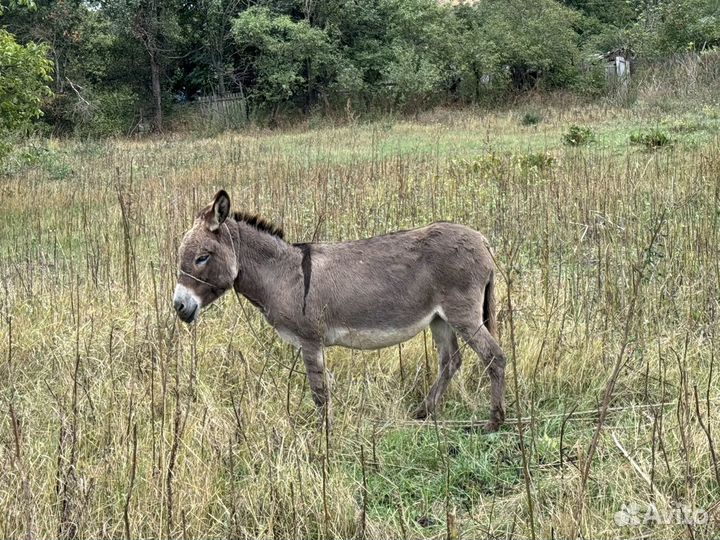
[5,0,716,133]
[191,0,243,96]
[630,0,720,59]
[232,6,339,113]
[0,29,52,133]
[379,0,457,109]
[0,0,53,146]
[455,0,581,95]
[173,0,256,99]
[300,0,458,111]
[102,0,183,131]
[560,0,637,27]
[3,0,151,136]
[1,0,85,94]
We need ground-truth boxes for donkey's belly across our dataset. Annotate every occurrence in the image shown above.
[325,308,444,350]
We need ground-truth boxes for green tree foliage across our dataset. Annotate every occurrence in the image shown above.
[232,6,339,111]
[184,0,242,96]
[561,0,637,27]
[630,0,720,59]
[378,0,457,108]
[478,0,581,89]
[2,0,720,132]
[0,0,37,15]
[0,29,52,134]
[101,0,185,131]
[451,0,582,103]
[4,0,150,136]
[3,0,85,94]
[232,0,459,112]
[0,0,52,143]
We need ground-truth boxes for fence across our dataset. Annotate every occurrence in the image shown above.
[192,92,248,128]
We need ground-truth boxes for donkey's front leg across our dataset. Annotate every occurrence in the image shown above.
[301,343,333,432]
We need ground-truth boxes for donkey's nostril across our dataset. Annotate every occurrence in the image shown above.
[173,285,200,324]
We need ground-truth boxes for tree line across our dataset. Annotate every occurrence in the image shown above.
[1,0,719,138]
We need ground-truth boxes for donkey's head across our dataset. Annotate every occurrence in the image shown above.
[173,190,238,323]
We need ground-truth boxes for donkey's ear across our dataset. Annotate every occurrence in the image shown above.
[206,190,231,232]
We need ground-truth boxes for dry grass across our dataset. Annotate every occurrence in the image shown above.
[1,103,720,539]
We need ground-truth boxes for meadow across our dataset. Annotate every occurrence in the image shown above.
[2,98,720,539]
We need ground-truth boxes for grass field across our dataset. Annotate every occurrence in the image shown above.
[2,100,720,539]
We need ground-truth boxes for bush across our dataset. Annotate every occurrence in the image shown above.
[40,93,77,136]
[39,86,141,138]
[563,124,594,146]
[574,57,610,98]
[1,141,71,179]
[516,151,554,171]
[73,88,141,138]
[382,45,444,111]
[629,129,672,148]
[521,111,542,126]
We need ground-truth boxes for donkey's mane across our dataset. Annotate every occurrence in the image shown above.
[233,211,285,239]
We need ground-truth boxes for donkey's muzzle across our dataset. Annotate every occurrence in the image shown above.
[174,300,197,323]
[173,284,200,323]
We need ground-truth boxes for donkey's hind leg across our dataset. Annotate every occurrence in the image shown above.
[413,318,462,420]
[301,343,333,432]
[451,321,506,432]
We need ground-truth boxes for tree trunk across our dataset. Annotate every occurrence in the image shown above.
[218,70,225,97]
[210,51,226,96]
[304,58,312,113]
[54,51,62,93]
[473,63,481,104]
[150,51,163,131]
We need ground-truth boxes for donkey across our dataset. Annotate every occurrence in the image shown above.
[174,190,506,432]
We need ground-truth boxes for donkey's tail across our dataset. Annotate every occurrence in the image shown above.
[483,273,498,339]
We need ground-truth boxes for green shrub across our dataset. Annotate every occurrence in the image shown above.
[0,139,12,164]
[516,151,554,171]
[629,129,672,148]
[1,142,71,179]
[74,88,141,138]
[450,152,504,178]
[521,111,542,126]
[573,56,610,98]
[563,124,594,146]
[40,93,77,136]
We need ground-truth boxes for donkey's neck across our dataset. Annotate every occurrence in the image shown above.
[230,219,302,319]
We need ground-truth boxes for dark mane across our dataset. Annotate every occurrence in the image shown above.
[233,211,284,239]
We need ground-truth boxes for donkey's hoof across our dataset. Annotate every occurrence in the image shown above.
[484,408,505,433]
[412,405,429,420]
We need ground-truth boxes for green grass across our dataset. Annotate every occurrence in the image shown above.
[1,101,720,539]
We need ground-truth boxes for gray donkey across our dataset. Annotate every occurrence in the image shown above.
[174,190,506,432]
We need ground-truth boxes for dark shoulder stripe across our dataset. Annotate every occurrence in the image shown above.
[295,243,312,315]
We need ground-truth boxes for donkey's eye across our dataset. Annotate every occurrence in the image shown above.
[195,254,210,265]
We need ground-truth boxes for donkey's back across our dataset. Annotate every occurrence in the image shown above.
[303,222,497,349]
